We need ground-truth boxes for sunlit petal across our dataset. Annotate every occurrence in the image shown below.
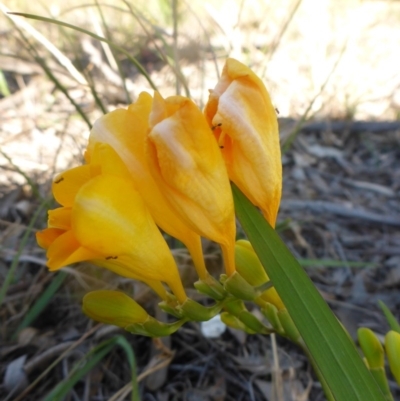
[46,230,100,270]
[148,93,236,246]
[147,93,236,275]
[204,58,282,226]
[72,174,187,302]
[36,228,66,249]
[52,164,100,207]
[48,207,71,230]
[89,92,209,279]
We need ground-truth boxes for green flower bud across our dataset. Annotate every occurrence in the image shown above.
[143,317,186,337]
[278,309,300,343]
[238,310,269,333]
[222,271,257,301]
[194,274,226,300]
[261,303,284,334]
[385,330,400,385]
[181,298,221,322]
[82,290,149,328]
[125,323,152,336]
[126,318,187,337]
[357,329,393,400]
[224,299,269,334]
[158,301,183,318]
[358,328,384,369]
[235,240,269,287]
[220,312,256,334]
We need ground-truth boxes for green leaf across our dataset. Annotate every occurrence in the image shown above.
[0,200,48,308]
[298,258,375,268]
[13,272,67,339]
[232,184,386,401]
[8,12,158,92]
[43,335,139,401]
[0,69,10,96]
[378,300,400,334]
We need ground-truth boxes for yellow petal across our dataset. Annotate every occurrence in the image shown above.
[36,228,66,249]
[148,94,236,246]
[46,230,100,270]
[88,94,152,177]
[96,260,169,301]
[52,164,100,207]
[204,58,282,227]
[89,92,208,279]
[82,290,149,327]
[48,207,71,230]
[72,174,187,302]
[90,142,132,181]
[148,93,236,274]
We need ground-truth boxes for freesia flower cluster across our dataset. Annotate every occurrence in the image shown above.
[36,58,285,337]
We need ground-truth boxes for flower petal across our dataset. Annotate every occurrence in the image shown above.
[90,142,132,181]
[52,164,100,207]
[148,93,236,248]
[205,58,282,227]
[36,228,65,249]
[48,207,71,230]
[89,92,209,279]
[46,230,100,270]
[72,174,187,302]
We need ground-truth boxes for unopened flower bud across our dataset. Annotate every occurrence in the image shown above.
[82,290,149,328]
[358,328,384,369]
[220,312,256,334]
[222,271,257,301]
[385,330,400,385]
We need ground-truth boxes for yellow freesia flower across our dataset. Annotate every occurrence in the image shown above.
[147,92,237,276]
[204,58,282,227]
[87,92,208,280]
[36,143,187,303]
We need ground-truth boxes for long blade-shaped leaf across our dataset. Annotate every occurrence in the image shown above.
[13,272,67,339]
[232,184,385,401]
[42,335,139,401]
[379,300,400,334]
[8,12,158,91]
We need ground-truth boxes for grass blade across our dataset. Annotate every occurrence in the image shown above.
[0,69,11,96]
[13,272,67,339]
[6,19,93,129]
[122,1,191,97]
[298,258,375,268]
[42,335,139,401]
[9,12,158,91]
[93,0,131,104]
[34,54,93,129]
[1,3,86,85]
[232,184,386,401]
[0,200,48,307]
[0,149,44,202]
[378,300,400,334]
